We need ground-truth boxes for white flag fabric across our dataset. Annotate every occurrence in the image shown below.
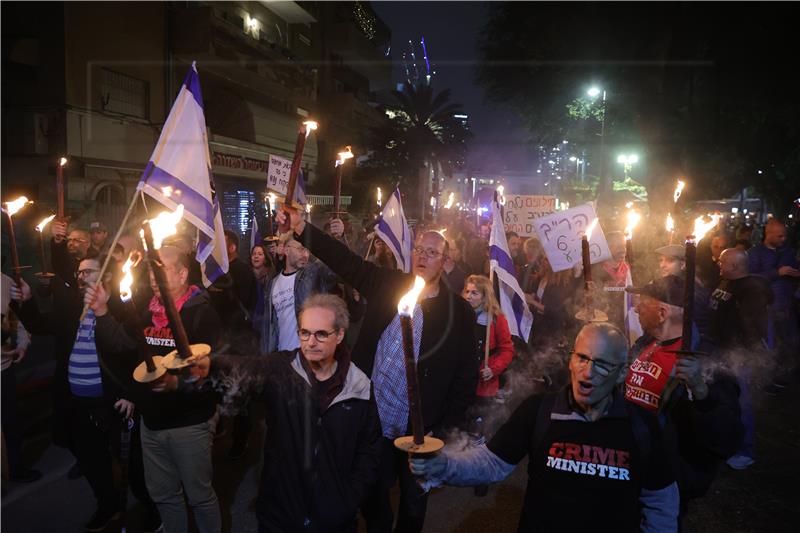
[489,199,534,340]
[136,62,228,286]
[374,188,413,272]
[249,213,260,252]
[624,268,643,346]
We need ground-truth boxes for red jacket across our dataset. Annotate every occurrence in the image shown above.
[476,314,515,397]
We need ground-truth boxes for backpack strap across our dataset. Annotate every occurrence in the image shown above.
[532,393,557,451]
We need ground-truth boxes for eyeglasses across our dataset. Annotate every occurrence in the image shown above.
[571,352,621,377]
[413,246,444,259]
[76,268,99,278]
[298,329,338,342]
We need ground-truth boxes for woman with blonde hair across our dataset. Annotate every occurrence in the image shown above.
[462,275,515,400]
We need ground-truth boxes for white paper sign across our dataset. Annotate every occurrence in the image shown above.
[533,203,611,273]
[266,155,292,196]
[503,195,556,236]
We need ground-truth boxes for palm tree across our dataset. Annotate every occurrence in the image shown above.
[365,82,471,219]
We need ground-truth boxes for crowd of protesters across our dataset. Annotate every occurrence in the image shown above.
[2,202,798,533]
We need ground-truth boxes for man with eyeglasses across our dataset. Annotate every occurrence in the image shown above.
[409,322,678,532]
[50,219,93,286]
[259,233,340,356]
[625,275,743,518]
[276,209,477,533]
[10,255,162,532]
[209,294,381,532]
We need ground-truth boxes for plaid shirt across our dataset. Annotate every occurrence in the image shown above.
[372,304,423,439]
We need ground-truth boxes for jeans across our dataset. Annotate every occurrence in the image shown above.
[141,412,220,533]
[362,437,429,533]
[735,367,754,458]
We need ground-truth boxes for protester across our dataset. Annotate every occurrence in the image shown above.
[89,220,110,255]
[259,233,340,355]
[410,322,678,532]
[89,245,222,533]
[442,240,467,293]
[698,233,730,289]
[367,235,397,270]
[278,208,478,533]
[625,276,744,515]
[1,272,39,484]
[734,224,754,251]
[525,255,579,350]
[217,229,256,330]
[249,243,273,336]
[747,218,800,384]
[710,248,773,470]
[505,231,525,269]
[11,257,162,532]
[518,237,544,293]
[654,244,712,338]
[463,275,514,402]
[51,220,92,285]
[592,230,630,329]
[212,294,382,532]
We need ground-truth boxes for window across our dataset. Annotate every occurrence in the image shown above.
[222,189,257,237]
[100,68,149,119]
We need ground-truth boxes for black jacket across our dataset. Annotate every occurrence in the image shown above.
[213,349,381,532]
[95,288,222,430]
[296,223,479,435]
[630,335,743,500]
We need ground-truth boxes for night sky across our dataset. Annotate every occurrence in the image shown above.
[371,1,536,173]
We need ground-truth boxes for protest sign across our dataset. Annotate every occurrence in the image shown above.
[503,195,556,236]
[533,203,611,272]
[267,154,292,196]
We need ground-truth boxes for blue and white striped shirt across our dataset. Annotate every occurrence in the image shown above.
[372,304,423,439]
[68,309,104,398]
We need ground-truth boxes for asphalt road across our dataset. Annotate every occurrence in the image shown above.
[3,343,798,533]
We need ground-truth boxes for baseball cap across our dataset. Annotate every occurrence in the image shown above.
[89,221,108,232]
[654,244,684,260]
[625,275,684,307]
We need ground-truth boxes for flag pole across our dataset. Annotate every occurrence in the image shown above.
[363,235,375,260]
[78,192,141,320]
[483,267,494,369]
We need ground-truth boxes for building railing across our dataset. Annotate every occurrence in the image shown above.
[307,194,352,207]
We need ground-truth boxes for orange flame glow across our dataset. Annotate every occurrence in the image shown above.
[36,214,56,232]
[397,276,426,317]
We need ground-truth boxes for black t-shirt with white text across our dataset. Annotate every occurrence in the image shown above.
[488,390,673,532]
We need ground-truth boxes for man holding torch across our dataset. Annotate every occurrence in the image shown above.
[276,208,478,533]
[624,276,743,516]
[88,244,222,533]
[10,256,161,532]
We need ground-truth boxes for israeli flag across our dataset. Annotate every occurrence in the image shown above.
[295,168,308,206]
[374,188,413,272]
[249,214,261,252]
[489,199,533,340]
[136,62,228,286]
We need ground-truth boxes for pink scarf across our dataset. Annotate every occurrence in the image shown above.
[148,285,199,328]
[602,261,630,287]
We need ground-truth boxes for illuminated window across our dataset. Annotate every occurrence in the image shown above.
[222,189,256,237]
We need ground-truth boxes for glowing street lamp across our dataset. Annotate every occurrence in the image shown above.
[617,154,639,178]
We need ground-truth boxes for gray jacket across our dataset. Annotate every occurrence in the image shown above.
[259,260,338,355]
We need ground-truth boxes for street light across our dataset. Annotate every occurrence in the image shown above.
[587,86,607,197]
[617,154,639,179]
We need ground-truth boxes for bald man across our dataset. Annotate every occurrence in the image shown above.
[747,219,799,381]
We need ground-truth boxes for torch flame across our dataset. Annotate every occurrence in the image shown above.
[303,120,318,139]
[692,214,721,242]
[430,196,436,207]
[36,214,57,232]
[666,213,675,233]
[119,253,140,303]
[141,205,184,250]
[267,193,276,212]
[625,201,634,209]
[673,180,685,204]
[444,192,454,209]
[397,276,426,317]
[59,157,68,167]
[377,187,382,207]
[586,217,600,240]
[496,185,506,206]
[4,196,32,217]
[305,203,312,214]
[624,209,641,241]
[335,146,354,167]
